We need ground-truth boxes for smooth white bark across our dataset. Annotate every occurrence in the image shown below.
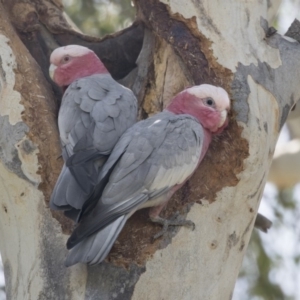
[0,23,87,300]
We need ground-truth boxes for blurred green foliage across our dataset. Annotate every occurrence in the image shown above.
[63,0,135,36]
[235,185,300,300]
[245,233,290,300]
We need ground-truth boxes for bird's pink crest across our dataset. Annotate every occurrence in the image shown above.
[49,45,109,87]
[166,84,230,133]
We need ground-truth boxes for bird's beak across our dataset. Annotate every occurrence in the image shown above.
[49,64,57,81]
[211,110,229,134]
[218,110,228,128]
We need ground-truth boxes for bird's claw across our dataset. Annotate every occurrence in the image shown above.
[151,214,195,240]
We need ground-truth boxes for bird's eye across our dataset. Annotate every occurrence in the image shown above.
[205,97,215,106]
[62,55,70,63]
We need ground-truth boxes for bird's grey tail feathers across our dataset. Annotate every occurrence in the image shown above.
[67,193,149,249]
[50,164,89,211]
[65,215,127,267]
[50,152,107,215]
[66,150,106,192]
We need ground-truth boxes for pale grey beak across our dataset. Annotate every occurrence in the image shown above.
[49,64,57,81]
[218,110,228,128]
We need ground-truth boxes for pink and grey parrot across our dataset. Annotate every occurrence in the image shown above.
[49,45,137,219]
[65,84,230,266]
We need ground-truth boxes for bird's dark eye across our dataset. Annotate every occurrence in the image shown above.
[62,55,70,63]
[205,97,215,106]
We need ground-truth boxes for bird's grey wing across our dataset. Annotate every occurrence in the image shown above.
[145,116,204,193]
[50,74,137,212]
[67,112,204,250]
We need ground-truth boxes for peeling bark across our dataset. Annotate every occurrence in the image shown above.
[0,0,298,299]
[0,3,86,298]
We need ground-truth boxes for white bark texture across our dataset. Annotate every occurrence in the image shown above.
[0,6,87,299]
[0,0,298,299]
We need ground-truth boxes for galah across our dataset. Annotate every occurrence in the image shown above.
[64,84,230,266]
[49,45,138,219]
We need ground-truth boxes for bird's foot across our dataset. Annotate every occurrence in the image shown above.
[151,212,195,240]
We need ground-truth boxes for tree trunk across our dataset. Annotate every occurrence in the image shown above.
[0,0,298,299]
[267,19,300,189]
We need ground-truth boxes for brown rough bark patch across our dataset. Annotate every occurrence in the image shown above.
[3,0,71,33]
[31,0,73,33]
[106,0,249,266]
[0,6,73,233]
[189,121,248,203]
[136,0,232,88]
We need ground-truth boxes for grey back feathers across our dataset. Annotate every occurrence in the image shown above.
[50,74,138,216]
[65,111,205,266]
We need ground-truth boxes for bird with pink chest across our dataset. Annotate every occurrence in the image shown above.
[49,45,138,221]
[65,84,231,266]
